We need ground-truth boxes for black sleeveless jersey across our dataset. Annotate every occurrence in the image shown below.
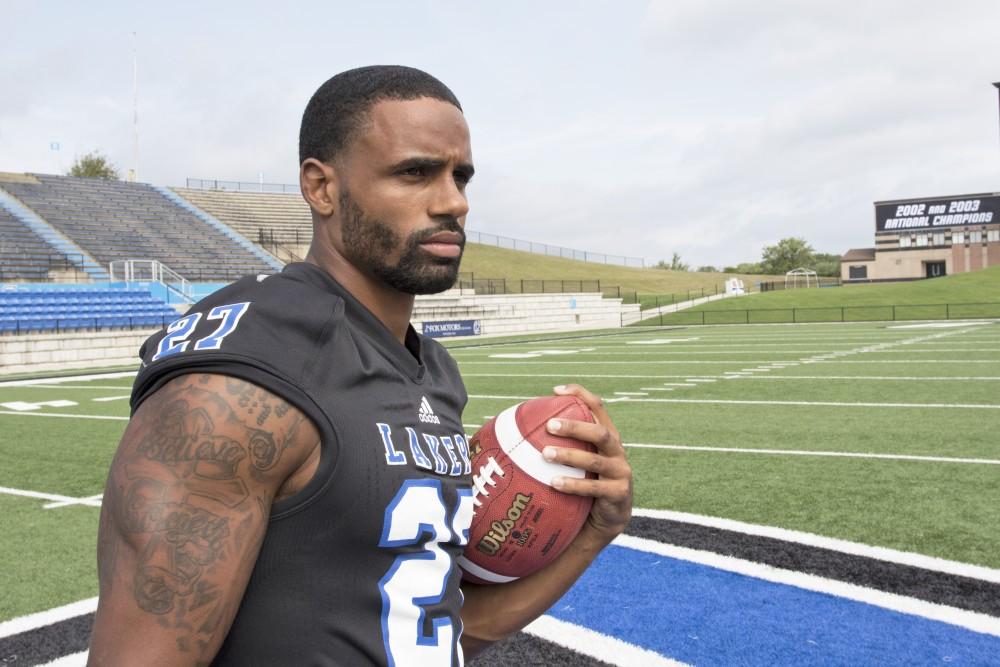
[131,262,474,667]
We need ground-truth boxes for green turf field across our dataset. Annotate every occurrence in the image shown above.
[2,320,1000,622]
[645,264,1000,325]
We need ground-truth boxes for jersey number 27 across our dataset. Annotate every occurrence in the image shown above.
[152,302,250,361]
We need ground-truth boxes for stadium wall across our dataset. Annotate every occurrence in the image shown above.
[0,330,150,375]
[0,292,640,375]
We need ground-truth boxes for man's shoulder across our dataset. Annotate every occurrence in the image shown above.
[137,270,345,376]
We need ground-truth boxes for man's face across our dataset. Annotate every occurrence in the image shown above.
[332,97,474,294]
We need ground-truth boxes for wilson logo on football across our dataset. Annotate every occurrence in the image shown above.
[418,396,440,424]
[476,492,533,556]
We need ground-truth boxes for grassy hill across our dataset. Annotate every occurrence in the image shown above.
[460,242,770,300]
[645,265,1000,325]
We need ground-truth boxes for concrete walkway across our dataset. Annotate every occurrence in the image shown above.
[621,292,744,325]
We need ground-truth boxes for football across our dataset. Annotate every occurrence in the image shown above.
[458,395,597,585]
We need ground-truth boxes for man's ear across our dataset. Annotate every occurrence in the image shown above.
[300,158,338,217]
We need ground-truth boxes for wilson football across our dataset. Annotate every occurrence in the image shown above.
[458,395,597,584]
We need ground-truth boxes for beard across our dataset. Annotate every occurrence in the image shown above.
[338,190,465,295]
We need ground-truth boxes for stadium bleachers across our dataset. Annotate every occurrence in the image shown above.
[0,174,275,281]
[0,207,59,281]
[0,286,179,334]
[171,188,312,249]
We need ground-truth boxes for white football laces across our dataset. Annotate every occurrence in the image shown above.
[470,456,505,510]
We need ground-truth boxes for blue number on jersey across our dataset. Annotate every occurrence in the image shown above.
[194,302,251,350]
[378,481,474,667]
[152,302,250,361]
[152,312,202,361]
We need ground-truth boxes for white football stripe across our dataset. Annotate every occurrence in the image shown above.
[0,597,98,639]
[632,508,1000,584]
[613,534,1000,638]
[38,652,87,667]
[524,614,689,667]
[456,555,519,584]
[0,371,137,387]
[493,404,586,484]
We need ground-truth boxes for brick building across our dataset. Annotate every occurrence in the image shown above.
[842,192,1000,282]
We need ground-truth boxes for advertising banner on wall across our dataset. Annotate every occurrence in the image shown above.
[421,320,482,338]
[875,194,1000,232]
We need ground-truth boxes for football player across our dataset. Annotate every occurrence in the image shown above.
[88,66,632,666]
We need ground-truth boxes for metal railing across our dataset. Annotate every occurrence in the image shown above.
[257,227,309,250]
[109,259,194,302]
[0,253,91,283]
[759,277,842,291]
[183,178,646,267]
[465,230,644,268]
[636,301,1000,326]
[185,178,300,194]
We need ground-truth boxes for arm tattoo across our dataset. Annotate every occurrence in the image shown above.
[104,375,307,658]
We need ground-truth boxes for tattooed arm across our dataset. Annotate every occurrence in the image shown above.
[88,373,320,667]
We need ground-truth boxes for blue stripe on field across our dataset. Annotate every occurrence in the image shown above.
[547,545,1000,666]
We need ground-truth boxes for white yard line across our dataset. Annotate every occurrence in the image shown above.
[0,411,128,421]
[458,359,1000,364]
[16,384,135,390]
[0,486,103,508]
[724,375,1000,381]
[0,597,98,639]
[44,493,104,509]
[625,443,1000,465]
[0,371,137,387]
[91,395,130,402]
[525,615,689,667]
[38,652,87,667]
[631,508,1000,584]
[613,534,1000,638]
[456,373,1000,380]
[468,394,1000,409]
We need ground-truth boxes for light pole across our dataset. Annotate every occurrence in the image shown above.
[994,82,1000,155]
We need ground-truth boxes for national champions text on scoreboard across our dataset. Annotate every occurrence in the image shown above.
[875,194,1000,232]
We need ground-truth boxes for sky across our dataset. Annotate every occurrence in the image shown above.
[2,1,1000,268]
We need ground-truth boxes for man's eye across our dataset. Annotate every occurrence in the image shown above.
[401,166,425,177]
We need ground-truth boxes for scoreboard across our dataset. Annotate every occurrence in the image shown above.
[875,194,1000,232]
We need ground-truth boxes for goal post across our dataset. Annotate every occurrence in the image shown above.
[784,267,818,289]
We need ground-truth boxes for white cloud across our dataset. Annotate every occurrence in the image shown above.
[2,1,1000,268]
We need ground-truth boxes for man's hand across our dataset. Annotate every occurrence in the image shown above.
[460,383,632,658]
[544,384,633,543]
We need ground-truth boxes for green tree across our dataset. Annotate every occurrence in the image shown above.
[760,237,814,275]
[654,252,689,271]
[724,262,764,274]
[811,252,842,277]
[696,265,717,273]
[67,151,120,180]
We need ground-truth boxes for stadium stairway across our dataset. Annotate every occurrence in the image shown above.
[153,186,283,272]
[0,175,275,281]
[0,184,109,281]
[625,291,739,325]
[412,291,641,336]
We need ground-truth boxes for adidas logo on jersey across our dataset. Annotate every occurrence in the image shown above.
[418,396,441,424]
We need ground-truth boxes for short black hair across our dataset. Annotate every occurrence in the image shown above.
[298,65,463,165]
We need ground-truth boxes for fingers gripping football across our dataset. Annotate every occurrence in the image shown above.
[546,384,633,538]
